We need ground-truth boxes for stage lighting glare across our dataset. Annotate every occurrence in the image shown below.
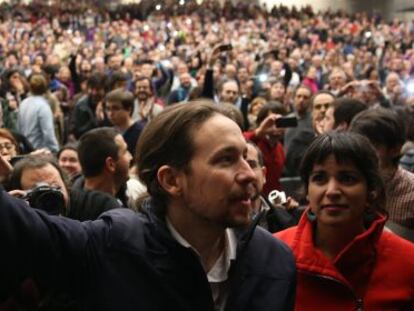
[406,79,414,95]
[258,73,268,82]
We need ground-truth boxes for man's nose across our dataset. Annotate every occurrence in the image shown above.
[236,158,257,183]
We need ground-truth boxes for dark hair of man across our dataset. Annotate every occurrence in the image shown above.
[394,106,414,142]
[349,108,405,151]
[300,132,386,213]
[256,101,286,125]
[29,73,48,95]
[107,71,128,91]
[294,84,312,97]
[310,90,336,107]
[246,140,264,167]
[8,155,69,191]
[136,101,223,207]
[106,88,135,115]
[135,76,153,94]
[78,127,119,178]
[42,64,59,79]
[87,72,106,90]
[268,77,286,88]
[136,59,154,66]
[333,98,367,129]
[217,78,240,94]
[57,143,79,160]
[6,50,19,60]
[2,69,20,89]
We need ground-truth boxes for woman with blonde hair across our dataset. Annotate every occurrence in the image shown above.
[248,96,267,129]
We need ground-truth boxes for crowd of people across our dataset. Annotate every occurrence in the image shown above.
[0,0,414,310]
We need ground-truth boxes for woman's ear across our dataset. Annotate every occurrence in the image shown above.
[368,191,377,203]
[157,165,182,198]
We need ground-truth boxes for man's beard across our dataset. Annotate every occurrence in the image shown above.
[138,93,150,101]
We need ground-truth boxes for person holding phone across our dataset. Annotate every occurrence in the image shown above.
[244,101,290,195]
[202,43,238,104]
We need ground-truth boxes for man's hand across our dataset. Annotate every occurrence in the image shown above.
[339,80,359,95]
[30,148,52,157]
[283,197,299,211]
[96,101,105,122]
[208,44,229,68]
[313,114,325,135]
[254,114,280,138]
[8,189,27,199]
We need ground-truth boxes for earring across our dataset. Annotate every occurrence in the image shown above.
[363,205,376,223]
[306,210,317,222]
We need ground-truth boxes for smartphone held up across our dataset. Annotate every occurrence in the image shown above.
[275,117,298,128]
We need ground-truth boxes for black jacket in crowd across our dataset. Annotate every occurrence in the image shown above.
[0,190,296,311]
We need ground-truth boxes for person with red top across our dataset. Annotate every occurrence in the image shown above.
[276,132,414,311]
[244,101,286,196]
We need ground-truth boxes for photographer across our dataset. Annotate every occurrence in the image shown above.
[7,152,124,222]
[7,155,69,215]
[246,141,301,233]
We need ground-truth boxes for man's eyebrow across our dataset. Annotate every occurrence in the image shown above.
[214,145,242,154]
[210,145,245,159]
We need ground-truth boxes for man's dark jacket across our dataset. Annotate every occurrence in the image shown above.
[0,190,296,311]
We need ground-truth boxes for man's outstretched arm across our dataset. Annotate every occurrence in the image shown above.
[0,188,91,302]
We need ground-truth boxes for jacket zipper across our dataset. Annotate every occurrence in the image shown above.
[302,271,364,310]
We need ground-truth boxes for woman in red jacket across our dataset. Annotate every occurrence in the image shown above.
[276,132,414,310]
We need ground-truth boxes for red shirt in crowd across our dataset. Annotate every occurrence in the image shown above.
[244,131,285,195]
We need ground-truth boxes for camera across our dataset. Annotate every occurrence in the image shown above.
[23,182,65,215]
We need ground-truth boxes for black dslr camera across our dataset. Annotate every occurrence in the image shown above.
[23,182,65,215]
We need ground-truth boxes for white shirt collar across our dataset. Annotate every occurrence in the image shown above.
[166,218,237,283]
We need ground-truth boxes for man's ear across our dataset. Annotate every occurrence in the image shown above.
[157,165,183,197]
[262,166,267,183]
[105,157,116,173]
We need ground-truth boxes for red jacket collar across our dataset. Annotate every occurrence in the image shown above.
[290,208,387,289]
